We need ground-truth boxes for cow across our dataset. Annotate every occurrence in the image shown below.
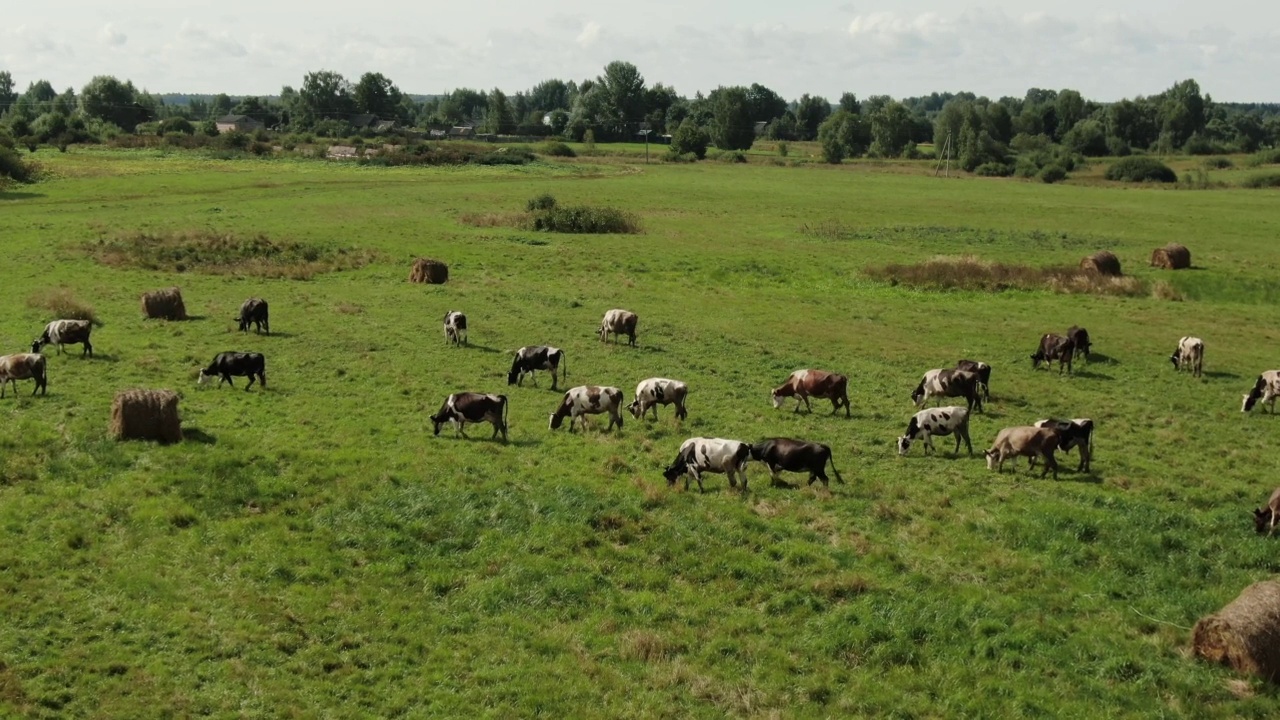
[1066,326,1091,360]
[1169,336,1204,378]
[984,426,1061,479]
[1253,487,1280,536]
[236,298,269,334]
[956,359,991,402]
[198,352,267,390]
[750,438,844,488]
[771,369,851,417]
[0,353,48,398]
[444,311,468,346]
[1030,334,1075,374]
[32,319,93,357]
[896,406,972,457]
[627,378,688,421]
[430,392,508,441]
[1031,418,1094,473]
[508,346,566,390]
[911,369,983,413]
[662,437,751,492]
[1242,371,1280,413]
[549,385,624,432]
[598,309,638,346]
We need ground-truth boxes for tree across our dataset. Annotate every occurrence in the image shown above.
[709,86,755,151]
[529,79,572,112]
[354,72,403,120]
[298,70,355,126]
[669,119,709,159]
[745,83,787,123]
[80,76,150,131]
[870,101,913,157]
[0,72,15,115]
[232,96,271,124]
[934,99,1006,171]
[1159,79,1206,148]
[644,83,680,134]
[765,112,799,141]
[1054,90,1086,141]
[838,92,860,114]
[1062,118,1108,156]
[598,61,646,136]
[211,93,233,118]
[485,88,513,134]
[795,94,831,141]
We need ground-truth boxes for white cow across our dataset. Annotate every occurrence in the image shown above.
[598,309,638,346]
[0,353,48,398]
[1168,336,1203,377]
[444,311,468,346]
[628,378,688,421]
[32,319,94,357]
[662,437,751,492]
[549,385,624,432]
[896,406,972,456]
[1243,370,1280,413]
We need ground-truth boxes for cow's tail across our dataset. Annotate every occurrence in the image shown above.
[827,450,845,485]
[260,357,267,388]
[561,352,567,381]
[500,394,509,430]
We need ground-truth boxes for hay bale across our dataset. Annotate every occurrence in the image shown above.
[1193,580,1280,682]
[1151,243,1192,270]
[409,258,448,284]
[110,389,182,444]
[1080,251,1122,276]
[141,287,187,320]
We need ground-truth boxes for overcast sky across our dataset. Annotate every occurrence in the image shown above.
[3,1,1277,102]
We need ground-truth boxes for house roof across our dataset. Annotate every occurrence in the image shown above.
[216,114,253,124]
[372,120,397,132]
[351,114,377,128]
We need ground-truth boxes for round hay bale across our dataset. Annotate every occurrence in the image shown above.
[409,258,448,284]
[141,287,187,320]
[1193,580,1280,682]
[1151,243,1192,270]
[110,389,182,444]
[1080,251,1122,276]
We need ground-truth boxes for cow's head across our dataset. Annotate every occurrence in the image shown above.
[896,436,912,456]
[1243,393,1258,412]
[1169,350,1181,369]
[984,448,999,469]
[197,369,214,386]
[1255,507,1273,534]
[910,384,925,406]
[29,339,43,354]
[430,411,449,436]
[1030,350,1045,366]
[507,366,521,385]
[549,413,565,430]
[770,390,785,409]
[748,442,769,462]
[626,399,643,418]
[662,460,687,485]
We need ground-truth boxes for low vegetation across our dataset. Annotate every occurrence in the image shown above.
[1105,157,1178,183]
[461,194,642,234]
[864,255,1147,296]
[26,287,102,325]
[83,230,377,279]
[359,143,534,167]
[1241,172,1280,189]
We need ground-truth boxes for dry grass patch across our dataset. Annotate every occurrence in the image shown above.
[619,630,678,663]
[865,255,1148,297]
[85,230,377,280]
[26,288,102,325]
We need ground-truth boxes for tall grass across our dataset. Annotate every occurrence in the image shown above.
[865,255,1147,296]
[26,288,102,325]
[1240,172,1280,189]
[83,231,377,279]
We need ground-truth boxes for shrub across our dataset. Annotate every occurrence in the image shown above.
[1203,156,1234,170]
[669,120,709,160]
[583,129,596,152]
[661,152,698,164]
[1246,149,1280,167]
[220,131,250,150]
[199,120,219,137]
[248,141,272,156]
[1039,164,1068,184]
[777,142,788,158]
[1241,173,1280,189]
[865,255,1146,297]
[539,141,576,158]
[526,193,557,212]
[973,162,1014,177]
[27,288,101,325]
[1105,136,1132,157]
[84,230,378,280]
[0,147,39,184]
[528,206,641,234]
[1105,157,1177,183]
[709,149,746,163]
[160,117,195,135]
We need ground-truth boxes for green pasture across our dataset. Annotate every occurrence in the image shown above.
[1,149,1279,717]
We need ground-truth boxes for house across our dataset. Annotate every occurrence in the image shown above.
[428,129,448,139]
[350,114,377,130]
[215,114,264,134]
[449,125,475,138]
[372,120,397,133]
[326,145,359,159]
[754,121,768,136]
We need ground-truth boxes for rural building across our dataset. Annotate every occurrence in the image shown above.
[215,115,263,134]
[449,126,476,138]
[754,121,768,136]
[326,145,359,160]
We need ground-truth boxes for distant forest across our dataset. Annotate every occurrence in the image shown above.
[2,61,1279,176]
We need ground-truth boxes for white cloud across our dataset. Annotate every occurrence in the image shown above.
[576,21,601,48]
[98,23,126,47]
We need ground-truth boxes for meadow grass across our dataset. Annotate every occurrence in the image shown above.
[0,149,1279,716]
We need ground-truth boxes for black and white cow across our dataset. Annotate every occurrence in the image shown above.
[956,359,991,402]
[444,311,468,346]
[1066,326,1091,360]
[32,319,93,357]
[549,385,624,432]
[1031,334,1075,374]
[431,392,508,441]
[911,369,983,412]
[236,298,269,334]
[1242,370,1280,413]
[662,437,751,492]
[507,346,566,390]
[198,352,266,390]
[750,438,844,487]
[598,309,638,346]
[1032,418,1094,472]
[628,378,688,421]
[0,353,48,398]
[896,406,972,456]
[1169,336,1203,378]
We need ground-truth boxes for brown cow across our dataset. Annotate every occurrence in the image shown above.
[985,426,1061,479]
[0,353,48,398]
[1254,487,1280,536]
[599,309,638,346]
[1031,334,1075,374]
[771,369,850,417]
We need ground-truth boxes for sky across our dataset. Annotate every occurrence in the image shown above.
[3,1,1277,103]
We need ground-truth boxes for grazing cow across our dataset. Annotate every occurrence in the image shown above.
[750,438,844,488]
[1030,334,1075,374]
[508,346,566,390]
[198,352,267,390]
[0,353,48,398]
[911,369,983,413]
[956,359,991,402]
[771,369,851,417]
[662,437,751,492]
[430,392,508,441]
[1066,326,1091,360]
[628,378,688,421]
[549,385,624,432]
[1032,418,1094,472]
[1242,371,1280,413]
[985,426,1061,479]
[236,298,269,334]
[1253,487,1280,536]
[896,406,972,457]
[32,319,93,357]
[444,311,468,346]
[598,309,638,346]
[1169,336,1204,378]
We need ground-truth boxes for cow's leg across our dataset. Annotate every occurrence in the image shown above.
[1041,449,1058,479]
[649,403,660,421]
[961,427,973,456]
[458,421,470,438]
[245,373,257,391]
[221,374,233,388]
[801,395,813,413]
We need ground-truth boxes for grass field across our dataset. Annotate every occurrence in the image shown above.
[2,147,1280,717]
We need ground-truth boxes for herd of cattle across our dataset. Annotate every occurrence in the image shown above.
[4,299,1280,518]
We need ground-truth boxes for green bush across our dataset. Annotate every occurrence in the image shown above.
[709,149,746,163]
[669,120,709,160]
[1105,157,1177,183]
[0,146,39,184]
[973,162,1014,177]
[539,141,576,158]
[1241,173,1280,189]
[160,117,195,135]
[661,152,698,164]
[1105,136,1131,157]
[1039,164,1068,184]
[1245,149,1280,167]
[220,131,250,150]
[1202,156,1233,170]
[777,142,788,158]
[526,193,557,212]
[528,206,641,234]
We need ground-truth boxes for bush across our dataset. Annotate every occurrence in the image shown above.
[1105,157,1177,183]
[1246,149,1280,167]
[777,142,788,158]
[160,117,196,135]
[528,206,641,234]
[669,120,709,160]
[248,141,272,156]
[526,193,557,212]
[27,288,101,325]
[539,141,576,158]
[0,146,39,184]
[199,120,219,137]
[1039,164,1068,184]
[1203,156,1234,170]
[709,149,746,163]
[661,152,698,164]
[220,131,250,150]
[1241,173,1280,189]
[1105,136,1132,157]
[973,162,1014,177]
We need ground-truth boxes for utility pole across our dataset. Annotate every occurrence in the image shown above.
[640,125,651,164]
[933,131,953,178]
